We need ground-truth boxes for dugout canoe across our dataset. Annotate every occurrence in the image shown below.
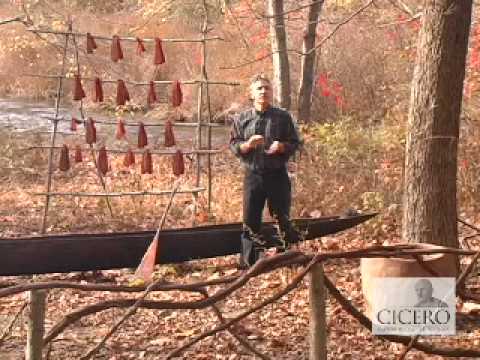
[0,213,376,276]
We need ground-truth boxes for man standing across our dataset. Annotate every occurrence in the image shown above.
[230,74,302,268]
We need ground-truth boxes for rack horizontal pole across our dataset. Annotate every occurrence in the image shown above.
[24,146,224,155]
[41,116,225,128]
[32,188,206,197]
[27,28,223,43]
[21,74,240,86]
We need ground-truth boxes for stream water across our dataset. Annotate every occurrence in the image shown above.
[0,97,230,147]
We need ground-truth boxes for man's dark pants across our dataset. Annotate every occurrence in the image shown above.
[241,167,297,267]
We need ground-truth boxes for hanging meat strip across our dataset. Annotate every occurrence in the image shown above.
[59,144,70,171]
[116,80,130,106]
[116,118,127,140]
[138,122,148,148]
[86,32,97,54]
[164,120,176,147]
[172,149,184,176]
[171,80,182,107]
[85,117,97,144]
[94,77,104,102]
[141,149,153,174]
[97,146,109,175]
[73,74,86,101]
[136,37,146,55]
[154,37,165,65]
[111,35,124,62]
[74,145,83,163]
[124,148,135,167]
[70,117,79,131]
[147,81,157,106]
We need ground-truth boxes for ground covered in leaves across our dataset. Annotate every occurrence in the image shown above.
[0,129,479,359]
[1,233,479,359]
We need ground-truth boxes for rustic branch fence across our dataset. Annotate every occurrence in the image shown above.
[1,245,479,359]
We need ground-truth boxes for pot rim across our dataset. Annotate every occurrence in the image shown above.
[361,243,455,263]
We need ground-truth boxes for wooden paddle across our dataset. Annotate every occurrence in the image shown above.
[132,181,181,284]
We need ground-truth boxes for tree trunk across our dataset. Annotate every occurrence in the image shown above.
[403,0,472,248]
[26,290,46,360]
[309,263,327,360]
[268,0,291,109]
[297,0,323,123]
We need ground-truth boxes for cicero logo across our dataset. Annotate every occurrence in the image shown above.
[376,308,451,325]
[372,278,456,335]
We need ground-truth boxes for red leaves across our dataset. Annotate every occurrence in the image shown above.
[154,37,165,65]
[254,48,269,60]
[136,37,146,55]
[86,32,97,54]
[171,80,182,107]
[138,122,148,148]
[94,77,104,103]
[116,80,130,106]
[85,117,97,145]
[59,144,70,171]
[70,117,80,131]
[172,150,184,176]
[97,146,109,175]
[111,35,123,62]
[147,81,157,106]
[116,118,127,140]
[124,148,135,167]
[164,120,176,147]
[321,89,331,97]
[73,74,86,101]
[74,145,83,163]
[141,149,153,174]
[317,73,344,108]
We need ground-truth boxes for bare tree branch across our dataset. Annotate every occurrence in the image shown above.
[200,289,272,360]
[35,246,480,357]
[44,252,306,344]
[219,48,303,70]
[0,302,27,346]
[0,277,239,299]
[263,0,324,18]
[306,0,375,55]
[224,1,254,53]
[1,244,475,300]
[377,12,421,28]
[0,15,26,26]
[386,0,416,17]
[166,255,320,359]
[220,0,375,69]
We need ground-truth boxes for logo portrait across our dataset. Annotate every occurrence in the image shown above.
[371,277,456,336]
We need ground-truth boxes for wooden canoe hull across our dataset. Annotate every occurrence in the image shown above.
[0,213,376,275]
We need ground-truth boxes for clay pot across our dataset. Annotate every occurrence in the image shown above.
[360,243,458,318]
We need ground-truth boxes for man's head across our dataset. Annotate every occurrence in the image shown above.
[414,279,434,302]
[249,74,273,112]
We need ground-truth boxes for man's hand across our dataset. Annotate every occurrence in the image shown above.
[265,141,285,155]
[240,135,264,153]
[248,135,264,147]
